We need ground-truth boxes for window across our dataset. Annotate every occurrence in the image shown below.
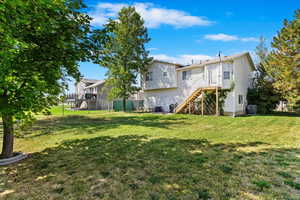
[224,71,230,80]
[182,70,191,80]
[238,95,243,104]
[146,72,153,81]
[182,71,187,80]
[208,70,217,84]
[163,72,167,77]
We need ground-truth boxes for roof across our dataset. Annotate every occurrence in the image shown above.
[152,59,184,67]
[84,80,106,89]
[80,78,100,84]
[176,52,255,71]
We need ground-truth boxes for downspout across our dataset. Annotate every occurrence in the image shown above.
[218,52,223,115]
[218,51,222,88]
[232,62,236,117]
[220,60,223,88]
[232,91,236,117]
[96,87,99,110]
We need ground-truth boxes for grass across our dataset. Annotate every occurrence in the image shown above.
[0,106,300,199]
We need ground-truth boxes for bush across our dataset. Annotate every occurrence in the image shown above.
[247,87,280,114]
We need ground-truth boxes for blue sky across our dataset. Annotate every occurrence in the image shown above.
[69,0,298,92]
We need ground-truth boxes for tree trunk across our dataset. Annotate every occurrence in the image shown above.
[1,114,14,158]
[122,98,126,112]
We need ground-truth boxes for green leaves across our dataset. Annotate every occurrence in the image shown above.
[92,6,153,102]
[0,0,91,117]
[265,9,300,110]
[248,36,282,114]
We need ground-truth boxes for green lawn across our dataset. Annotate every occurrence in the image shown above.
[1,107,300,199]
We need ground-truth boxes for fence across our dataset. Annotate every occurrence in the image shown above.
[65,93,143,111]
[113,100,144,111]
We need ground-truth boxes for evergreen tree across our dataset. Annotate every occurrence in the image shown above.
[255,36,269,78]
[256,36,268,62]
[265,10,300,110]
[92,6,152,111]
[248,36,281,113]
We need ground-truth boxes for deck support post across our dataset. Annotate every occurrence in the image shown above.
[201,91,204,116]
[216,87,219,116]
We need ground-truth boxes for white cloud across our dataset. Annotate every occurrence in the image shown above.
[89,3,126,25]
[148,47,159,51]
[240,37,259,42]
[89,2,213,28]
[227,50,258,63]
[204,33,258,42]
[152,54,212,65]
[204,33,238,41]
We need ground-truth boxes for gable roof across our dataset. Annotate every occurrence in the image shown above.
[80,78,100,84]
[84,80,106,89]
[152,59,184,67]
[176,52,255,71]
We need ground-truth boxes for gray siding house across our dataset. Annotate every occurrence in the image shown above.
[142,52,255,115]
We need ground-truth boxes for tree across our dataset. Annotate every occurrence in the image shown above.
[247,36,281,113]
[256,36,269,62]
[254,36,269,79]
[0,0,91,158]
[264,10,300,110]
[92,6,152,111]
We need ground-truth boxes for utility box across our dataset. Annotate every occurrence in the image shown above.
[246,105,257,115]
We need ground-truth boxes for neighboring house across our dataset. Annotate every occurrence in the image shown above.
[75,78,144,110]
[75,78,99,99]
[84,80,112,110]
[75,78,112,110]
[142,52,255,115]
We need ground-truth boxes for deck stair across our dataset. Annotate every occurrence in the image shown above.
[175,88,203,114]
[175,86,220,114]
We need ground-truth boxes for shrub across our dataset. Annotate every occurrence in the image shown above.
[247,87,280,114]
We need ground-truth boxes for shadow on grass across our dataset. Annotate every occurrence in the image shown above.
[0,121,2,135]
[19,114,189,138]
[1,135,299,199]
[268,111,300,117]
[243,111,300,118]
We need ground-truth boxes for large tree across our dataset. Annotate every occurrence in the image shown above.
[264,10,300,110]
[247,36,281,113]
[92,6,152,111]
[0,0,91,158]
[254,36,269,79]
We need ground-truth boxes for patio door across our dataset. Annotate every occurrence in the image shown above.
[208,68,217,85]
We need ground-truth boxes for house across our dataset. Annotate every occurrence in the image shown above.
[75,78,144,110]
[75,78,100,99]
[142,52,255,116]
[75,78,112,110]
